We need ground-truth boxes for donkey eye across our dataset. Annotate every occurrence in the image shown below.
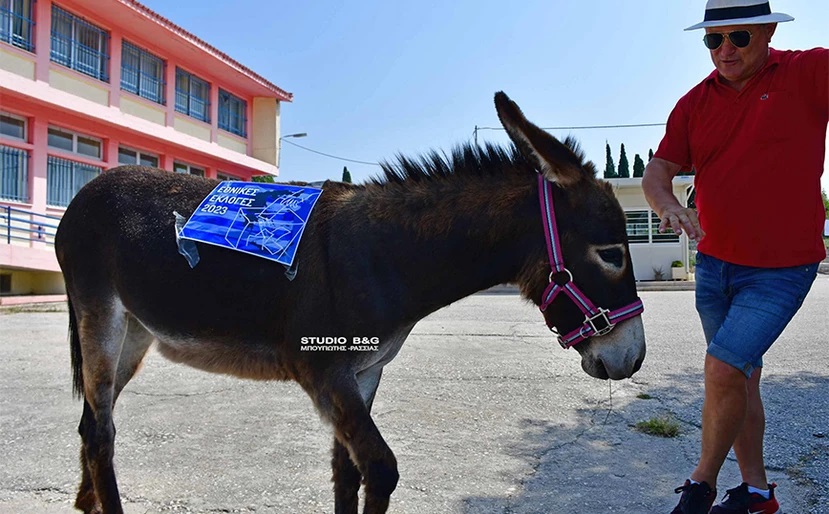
[597,248,623,267]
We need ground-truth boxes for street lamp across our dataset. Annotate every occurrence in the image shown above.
[278,132,307,168]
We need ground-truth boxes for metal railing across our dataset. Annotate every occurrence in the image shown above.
[50,5,110,82]
[121,40,165,104]
[46,155,101,208]
[0,0,35,52]
[1,205,61,247]
[0,144,29,203]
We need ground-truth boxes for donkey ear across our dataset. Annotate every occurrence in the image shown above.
[494,92,584,187]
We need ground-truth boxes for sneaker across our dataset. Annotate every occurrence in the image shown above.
[710,482,781,514]
[671,480,717,514]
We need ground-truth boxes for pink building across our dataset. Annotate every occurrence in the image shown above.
[0,0,292,300]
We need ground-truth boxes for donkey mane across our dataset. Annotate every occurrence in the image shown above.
[373,136,593,186]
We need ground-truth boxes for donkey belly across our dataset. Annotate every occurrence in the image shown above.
[153,332,292,381]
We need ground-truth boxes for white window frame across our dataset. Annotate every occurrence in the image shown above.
[50,5,110,82]
[218,89,247,138]
[217,171,241,181]
[121,40,165,104]
[625,209,680,244]
[47,126,102,160]
[117,145,158,167]
[173,161,205,177]
[0,0,35,52]
[0,111,27,141]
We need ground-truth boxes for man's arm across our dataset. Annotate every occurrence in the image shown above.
[642,157,705,241]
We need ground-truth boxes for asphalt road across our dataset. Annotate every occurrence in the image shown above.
[1,278,827,514]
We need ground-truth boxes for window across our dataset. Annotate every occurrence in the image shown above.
[46,155,101,207]
[218,89,247,137]
[651,214,680,243]
[0,0,34,52]
[0,112,26,140]
[47,127,101,159]
[625,210,680,244]
[0,144,29,202]
[173,161,204,177]
[217,171,241,181]
[175,68,210,122]
[121,41,165,104]
[118,146,158,167]
[50,5,110,82]
[625,211,650,244]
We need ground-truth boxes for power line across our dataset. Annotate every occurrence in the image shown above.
[280,138,381,166]
[281,122,668,166]
[472,122,666,145]
[476,122,667,131]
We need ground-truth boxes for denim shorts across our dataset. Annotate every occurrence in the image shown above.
[694,252,819,377]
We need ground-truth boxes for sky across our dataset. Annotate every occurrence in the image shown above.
[140,0,829,192]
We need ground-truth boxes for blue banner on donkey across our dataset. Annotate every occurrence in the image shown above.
[179,181,323,266]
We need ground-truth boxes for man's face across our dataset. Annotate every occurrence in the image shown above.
[705,23,777,89]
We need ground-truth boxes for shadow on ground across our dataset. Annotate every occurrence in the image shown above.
[461,372,829,514]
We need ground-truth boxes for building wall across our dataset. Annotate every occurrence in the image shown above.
[0,0,287,295]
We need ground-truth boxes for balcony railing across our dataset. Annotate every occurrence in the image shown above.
[1,205,61,247]
[0,0,35,52]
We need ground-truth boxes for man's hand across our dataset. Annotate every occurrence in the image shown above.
[643,157,706,241]
[659,206,705,241]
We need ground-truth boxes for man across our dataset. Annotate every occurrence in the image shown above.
[642,1,828,513]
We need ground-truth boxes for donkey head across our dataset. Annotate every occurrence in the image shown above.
[495,92,645,380]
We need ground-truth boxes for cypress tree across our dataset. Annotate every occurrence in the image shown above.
[342,166,352,183]
[604,143,617,178]
[822,188,828,216]
[618,144,630,178]
[648,149,654,161]
[633,154,645,178]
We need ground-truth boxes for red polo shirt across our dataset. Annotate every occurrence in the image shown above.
[655,48,829,267]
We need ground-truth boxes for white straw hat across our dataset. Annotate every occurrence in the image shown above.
[685,0,794,31]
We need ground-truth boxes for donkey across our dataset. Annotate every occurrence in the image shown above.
[55,92,646,514]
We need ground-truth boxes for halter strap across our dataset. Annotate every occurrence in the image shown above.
[537,174,644,348]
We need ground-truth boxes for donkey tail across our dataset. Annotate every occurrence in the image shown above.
[68,295,84,400]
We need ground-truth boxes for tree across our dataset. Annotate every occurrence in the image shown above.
[648,149,654,161]
[618,143,630,178]
[251,175,275,183]
[823,188,829,216]
[603,142,617,178]
[341,166,352,183]
[633,154,645,178]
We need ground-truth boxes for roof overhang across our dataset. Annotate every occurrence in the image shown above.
[66,0,293,101]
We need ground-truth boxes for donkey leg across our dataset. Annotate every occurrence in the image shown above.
[332,368,385,514]
[74,400,99,514]
[75,315,152,513]
[332,439,361,514]
[309,371,397,514]
[113,316,155,403]
[75,304,129,514]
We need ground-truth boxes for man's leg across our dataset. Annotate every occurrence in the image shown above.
[690,355,749,488]
[732,368,768,489]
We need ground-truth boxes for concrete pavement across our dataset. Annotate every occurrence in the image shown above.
[1,277,827,513]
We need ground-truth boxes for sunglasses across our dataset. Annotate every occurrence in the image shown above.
[703,30,752,50]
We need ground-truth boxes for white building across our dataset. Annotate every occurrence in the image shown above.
[608,176,695,281]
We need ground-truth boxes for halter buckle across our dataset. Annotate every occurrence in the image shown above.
[585,308,614,337]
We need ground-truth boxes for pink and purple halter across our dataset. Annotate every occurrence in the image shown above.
[537,175,645,348]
